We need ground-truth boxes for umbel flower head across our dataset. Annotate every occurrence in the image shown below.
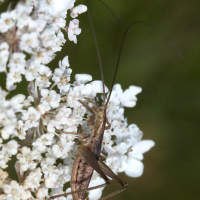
[0,0,154,200]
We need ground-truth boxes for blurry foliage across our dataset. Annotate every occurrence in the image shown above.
[1,0,200,199]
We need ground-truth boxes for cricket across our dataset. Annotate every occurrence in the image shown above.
[48,2,184,198]
[49,2,146,200]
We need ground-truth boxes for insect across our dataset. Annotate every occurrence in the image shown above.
[48,2,156,200]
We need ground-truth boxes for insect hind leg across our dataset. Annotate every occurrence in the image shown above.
[98,159,128,200]
[55,127,90,139]
[47,181,109,200]
[77,146,127,200]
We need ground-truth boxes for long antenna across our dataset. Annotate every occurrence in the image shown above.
[97,0,124,27]
[86,1,185,107]
[105,21,138,107]
[87,0,106,104]
[105,20,186,107]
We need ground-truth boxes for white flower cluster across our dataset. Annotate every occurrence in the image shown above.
[0,1,154,200]
[0,0,84,90]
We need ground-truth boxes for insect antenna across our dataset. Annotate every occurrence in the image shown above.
[87,0,106,105]
[97,0,124,26]
[105,21,139,107]
[87,1,185,108]
[105,20,186,107]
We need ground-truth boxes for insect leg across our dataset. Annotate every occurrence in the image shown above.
[48,181,108,200]
[54,128,90,141]
[78,146,127,200]
[84,97,99,106]
[48,147,111,200]
[78,100,95,116]
[78,146,110,183]
[83,97,97,104]
[55,128,89,139]
[98,159,128,200]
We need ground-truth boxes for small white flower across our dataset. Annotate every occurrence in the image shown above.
[41,28,55,48]
[5,140,19,156]
[40,89,61,111]
[0,169,8,187]
[52,144,63,158]
[38,0,75,17]
[71,5,87,18]
[6,71,23,90]
[0,150,9,169]
[59,55,70,70]
[17,147,42,172]
[25,58,40,81]
[108,84,123,106]
[36,187,48,199]
[36,65,52,88]
[128,124,143,142]
[53,0,75,15]
[0,11,15,33]
[8,52,26,72]
[66,87,81,108]
[52,31,66,52]
[52,57,72,93]
[20,32,39,53]
[23,95,34,107]
[44,173,58,188]
[3,180,24,199]
[22,107,41,128]
[16,11,31,29]
[0,42,9,72]
[34,48,53,64]
[15,1,34,14]
[56,106,72,125]
[37,103,47,115]
[24,168,42,190]
[79,83,93,97]
[13,120,28,140]
[28,16,46,33]
[32,133,55,153]
[47,119,61,132]
[125,140,155,177]
[20,190,32,200]
[58,70,72,91]
[10,94,25,112]
[52,68,71,93]
[0,106,17,139]
[68,19,81,44]
[120,85,142,107]
[91,80,109,94]
[75,74,92,84]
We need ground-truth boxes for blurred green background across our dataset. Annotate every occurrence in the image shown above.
[1,0,200,199]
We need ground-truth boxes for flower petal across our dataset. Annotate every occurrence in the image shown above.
[88,188,103,200]
[131,140,155,155]
[75,74,92,84]
[91,80,109,93]
[125,159,144,177]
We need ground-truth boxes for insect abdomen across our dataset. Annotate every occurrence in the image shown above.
[71,154,94,200]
